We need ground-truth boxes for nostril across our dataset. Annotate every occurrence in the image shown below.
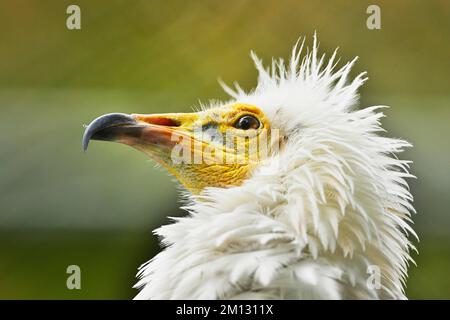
[150,117,180,127]
[133,114,181,127]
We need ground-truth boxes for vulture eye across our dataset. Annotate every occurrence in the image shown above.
[233,115,260,130]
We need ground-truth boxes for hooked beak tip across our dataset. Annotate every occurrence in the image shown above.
[82,132,89,153]
[82,113,136,152]
[82,124,90,152]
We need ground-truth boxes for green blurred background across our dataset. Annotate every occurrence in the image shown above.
[0,0,449,299]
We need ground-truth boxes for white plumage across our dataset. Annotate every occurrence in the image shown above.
[134,36,416,300]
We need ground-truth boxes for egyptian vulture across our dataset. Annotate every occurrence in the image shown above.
[83,36,416,299]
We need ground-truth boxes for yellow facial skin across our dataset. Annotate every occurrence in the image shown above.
[131,103,274,194]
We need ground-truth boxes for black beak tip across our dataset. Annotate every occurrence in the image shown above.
[82,127,90,152]
[82,113,136,153]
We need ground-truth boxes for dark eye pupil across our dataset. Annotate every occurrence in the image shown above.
[234,115,260,130]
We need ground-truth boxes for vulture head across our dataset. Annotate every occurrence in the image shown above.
[83,36,416,299]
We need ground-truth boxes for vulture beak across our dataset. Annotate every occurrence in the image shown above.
[82,112,191,153]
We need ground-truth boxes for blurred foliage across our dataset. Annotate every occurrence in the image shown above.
[0,0,449,299]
